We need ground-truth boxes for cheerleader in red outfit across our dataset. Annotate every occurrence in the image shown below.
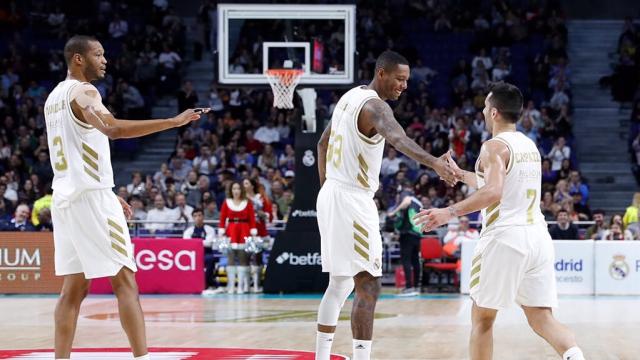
[243,178,276,293]
[219,181,256,294]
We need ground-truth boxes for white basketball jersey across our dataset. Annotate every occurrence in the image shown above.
[475,131,545,233]
[325,86,385,194]
[44,79,114,201]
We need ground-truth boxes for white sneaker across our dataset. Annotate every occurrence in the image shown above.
[251,287,263,294]
[202,287,225,295]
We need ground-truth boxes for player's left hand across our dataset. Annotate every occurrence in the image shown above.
[413,207,452,233]
[117,196,133,220]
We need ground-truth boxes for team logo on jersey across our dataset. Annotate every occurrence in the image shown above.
[303,150,315,167]
[609,254,630,280]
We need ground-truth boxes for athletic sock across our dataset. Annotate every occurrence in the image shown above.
[563,346,585,360]
[352,339,372,360]
[315,331,335,360]
[134,354,151,360]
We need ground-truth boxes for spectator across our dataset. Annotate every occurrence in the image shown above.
[31,184,52,226]
[130,196,147,221]
[549,84,570,110]
[442,216,479,257]
[254,120,280,144]
[219,181,256,294]
[127,172,146,196]
[203,198,219,221]
[174,192,194,224]
[119,81,145,118]
[145,194,175,232]
[193,145,217,176]
[554,179,572,204]
[1,204,35,231]
[601,222,634,241]
[257,144,277,172]
[586,209,607,240]
[387,186,423,296]
[568,171,589,205]
[177,81,198,112]
[108,13,129,39]
[31,151,54,185]
[278,144,295,172]
[35,207,53,232]
[183,208,220,293]
[571,192,591,221]
[622,192,640,230]
[549,209,579,240]
[547,137,570,171]
[471,48,493,70]
[381,147,403,177]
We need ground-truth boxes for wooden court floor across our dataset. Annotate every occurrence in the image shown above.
[0,293,638,359]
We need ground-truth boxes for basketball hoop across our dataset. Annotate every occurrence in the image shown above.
[265,69,304,109]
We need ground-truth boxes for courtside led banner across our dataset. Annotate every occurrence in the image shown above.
[91,238,204,294]
[595,241,640,295]
[0,232,63,294]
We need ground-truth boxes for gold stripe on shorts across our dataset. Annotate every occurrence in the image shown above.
[111,242,127,257]
[109,230,126,246]
[470,264,481,277]
[353,221,369,238]
[470,276,480,289]
[108,218,124,234]
[354,244,370,261]
[472,254,481,267]
[354,233,369,250]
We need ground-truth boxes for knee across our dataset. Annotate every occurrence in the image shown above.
[60,283,90,306]
[473,314,496,332]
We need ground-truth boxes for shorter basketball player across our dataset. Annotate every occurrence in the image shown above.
[46,35,208,360]
[315,51,457,360]
[413,82,585,360]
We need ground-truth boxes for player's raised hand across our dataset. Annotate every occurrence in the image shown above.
[117,195,133,220]
[171,108,211,127]
[412,207,452,233]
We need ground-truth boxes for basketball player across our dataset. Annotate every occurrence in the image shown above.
[45,35,208,360]
[315,50,457,360]
[413,82,585,360]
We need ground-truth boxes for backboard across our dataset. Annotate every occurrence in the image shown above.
[217,4,356,85]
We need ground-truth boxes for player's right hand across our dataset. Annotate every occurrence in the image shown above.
[171,108,211,127]
[434,153,458,187]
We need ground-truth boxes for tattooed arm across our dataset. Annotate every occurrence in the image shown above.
[359,98,457,184]
[69,82,208,139]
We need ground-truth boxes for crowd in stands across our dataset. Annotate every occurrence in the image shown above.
[2,0,639,251]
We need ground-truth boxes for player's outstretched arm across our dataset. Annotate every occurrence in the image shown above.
[317,120,332,186]
[360,98,457,185]
[413,141,508,232]
[70,83,208,139]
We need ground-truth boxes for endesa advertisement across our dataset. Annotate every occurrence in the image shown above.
[91,238,204,294]
[0,234,203,294]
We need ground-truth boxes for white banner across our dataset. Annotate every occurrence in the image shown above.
[595,241,640,295]
[460,240,595,295]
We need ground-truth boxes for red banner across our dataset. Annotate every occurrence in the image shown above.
[313,39,324,73]
[90,238,204,294]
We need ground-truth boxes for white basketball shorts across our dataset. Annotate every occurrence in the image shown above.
[316,179,382,277]
[52,188,137,279]
[469,223,558,310]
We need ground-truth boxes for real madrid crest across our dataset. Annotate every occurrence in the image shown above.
[303,150,315,167]
[609,254,630,280]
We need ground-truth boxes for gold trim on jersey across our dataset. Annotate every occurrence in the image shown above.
[356,173,370,188]
[357,154,369,172]
[486,210,500,227]
[357,133,384,145]
[84,166,100,182]
[486,201,500,214]
[82,143,99,160]
[490,137,515,175]
[111,242,128,257]
[82,154,99,171]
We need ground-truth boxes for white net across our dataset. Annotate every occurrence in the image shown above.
[265,69,304,109]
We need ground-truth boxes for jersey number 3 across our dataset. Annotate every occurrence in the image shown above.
[52,136,68,171]
[326,131,343,168]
